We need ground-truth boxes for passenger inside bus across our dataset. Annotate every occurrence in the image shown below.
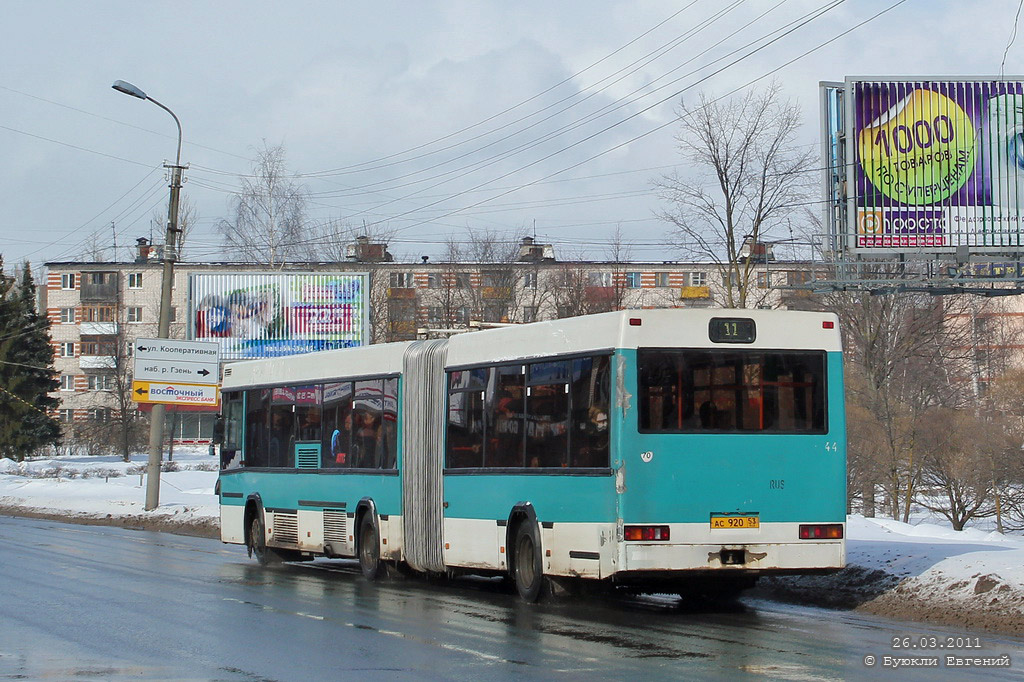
[268,410,294,467]
[353,411,380,468]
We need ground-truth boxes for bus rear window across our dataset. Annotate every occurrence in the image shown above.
[637,349,826,433]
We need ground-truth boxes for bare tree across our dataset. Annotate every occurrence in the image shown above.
[915,407,1017,530]
[655,84,814,307]
[832,286,975,522]
[219,143,308,267]
[153,196,199,261]
[444,229,520,324]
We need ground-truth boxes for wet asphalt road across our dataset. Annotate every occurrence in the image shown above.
[0,515,1022,681]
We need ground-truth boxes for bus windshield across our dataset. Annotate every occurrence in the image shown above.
[637,349,826,434]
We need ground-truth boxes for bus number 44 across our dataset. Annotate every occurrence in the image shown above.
[824,441,838,452]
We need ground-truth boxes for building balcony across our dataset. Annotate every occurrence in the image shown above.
[80,322,118,335]
[80,273,120,302]
[79,356,115,370]
[387,287,417,299]
[680,286,711,299]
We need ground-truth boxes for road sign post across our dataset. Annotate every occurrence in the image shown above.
[132,339,221,508]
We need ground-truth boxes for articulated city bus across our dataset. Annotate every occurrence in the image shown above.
[217,309,846,601]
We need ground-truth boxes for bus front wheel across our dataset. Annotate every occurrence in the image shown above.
[358,514,384,581]
[248,514,276,566]
[513,522,544,602]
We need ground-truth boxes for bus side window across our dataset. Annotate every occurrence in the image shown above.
[526,361,569,468]
[322,382,353,468]
[486,365,524,468]
[381,377,398,469]
[447,369,487,469]
[570,356,610,467]
[295,384,322,443]
[269,387,296,468]
[244,388,270,467]
[354,379,383,468]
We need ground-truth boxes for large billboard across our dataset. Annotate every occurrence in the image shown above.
[188,272,368,360]
[844,78,1024,254]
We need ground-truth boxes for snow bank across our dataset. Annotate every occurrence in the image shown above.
[0,448,219,535]
[757,515,1024,634]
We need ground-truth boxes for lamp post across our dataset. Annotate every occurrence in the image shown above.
[112,80,185,511]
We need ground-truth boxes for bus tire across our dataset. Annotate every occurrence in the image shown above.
[358,514,384,581]
[512,522,544,602]
[248,513,278,566]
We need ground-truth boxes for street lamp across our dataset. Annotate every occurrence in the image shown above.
[112,79,185,511]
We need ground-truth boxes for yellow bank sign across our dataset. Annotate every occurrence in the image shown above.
[132,381,220,407]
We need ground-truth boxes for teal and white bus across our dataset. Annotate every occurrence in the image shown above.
[217,309,846,601]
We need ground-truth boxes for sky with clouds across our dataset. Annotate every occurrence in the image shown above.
[2,0,1021,270]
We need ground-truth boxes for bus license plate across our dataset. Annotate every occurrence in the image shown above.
[710,515,759,529]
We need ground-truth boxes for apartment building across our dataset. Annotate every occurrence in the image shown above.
[43,238,818,443]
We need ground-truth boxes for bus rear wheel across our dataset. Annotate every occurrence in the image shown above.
[358,514,384,580]
[513,522,544,602]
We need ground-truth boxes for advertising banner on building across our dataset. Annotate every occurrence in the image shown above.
[849,78,1024,254]
[189,272,368,360]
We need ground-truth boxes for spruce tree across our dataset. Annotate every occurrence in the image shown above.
[0,258,60,460]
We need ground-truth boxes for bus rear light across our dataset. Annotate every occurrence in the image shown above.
[822,320,835,329]
[629,318,642,326]
[624,525,670,541]
[799,524,843,539]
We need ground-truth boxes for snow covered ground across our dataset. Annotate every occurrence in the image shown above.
[1,449,1023,633]
[0,447,219,534]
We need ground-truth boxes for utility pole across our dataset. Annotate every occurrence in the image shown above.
[112,80,185,511]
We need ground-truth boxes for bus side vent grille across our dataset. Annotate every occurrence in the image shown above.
[323,509,347,545]
[271,513,298,545]
[295,443,321,469]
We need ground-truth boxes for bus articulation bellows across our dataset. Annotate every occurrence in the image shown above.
[217,309,846,601]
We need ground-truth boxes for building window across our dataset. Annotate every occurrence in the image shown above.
[973,315,992,338]
[89,408,111,423]
[625,272,641,288]
[588,272,612,287]
[482,303,507,323]
[522,306,538,323]
[61,273,76,290]
[454,273,471,289]
[426,307,443,325]
[60,374,75,391]
[59,308,75,324]
[787,270,812,286]
[82,306,116,323]
[654,272,671,287]
[426,273,441,289]
[723,271,740,287]
[389,272,414,288]
[522,271,538,289]
[80,335,116,356]
[169,307,177,322]
[60,342,75,358]
[757,271,772,289]
[690,271,708,287]
[60,409,74,424]
[481,270,509,288]
[87,374,114,391]
[128,272,143,289]
[127,307,143,323]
